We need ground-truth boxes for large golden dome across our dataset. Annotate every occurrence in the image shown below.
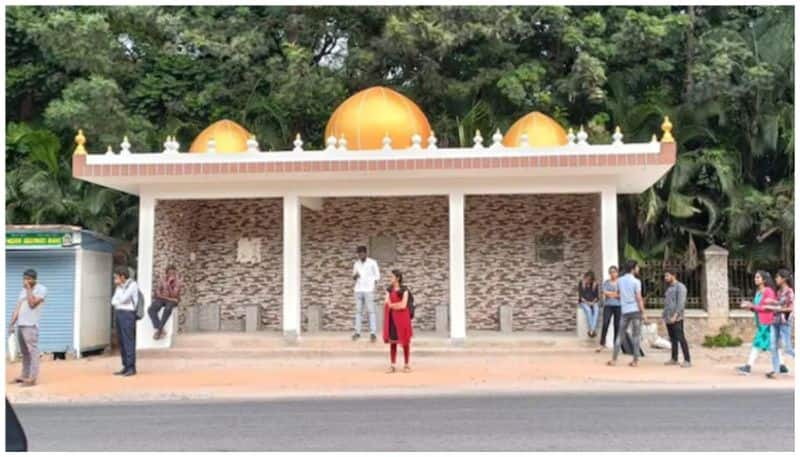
[189,120,251,153]
[503,112,568,147]
[325,87,432,150]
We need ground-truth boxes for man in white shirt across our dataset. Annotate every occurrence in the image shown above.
[111,266,139,376]
[8,269,47,387]
[352,246,381,342]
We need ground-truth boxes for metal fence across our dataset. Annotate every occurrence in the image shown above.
[640,261,704,310]
[728,259,788,309]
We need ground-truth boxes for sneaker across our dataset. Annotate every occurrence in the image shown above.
[153,331,161,340]
[19,379,36,387]
[681,361,692,368]
[664,360,679,366]
[351,333,360,341]
[370,334,377,343]
[113,369,127,376]
[766,372,777,379]
[736,365,751,375]
[780,364,789,374]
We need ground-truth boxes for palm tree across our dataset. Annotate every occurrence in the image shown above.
[6,122,139,247]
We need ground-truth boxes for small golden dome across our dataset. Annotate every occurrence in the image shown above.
[325,86,432,150]
[189,120,251,153]
[503,112,568,147]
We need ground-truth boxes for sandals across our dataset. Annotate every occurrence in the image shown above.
[385,366,397,374]
[402,365,412,373]
[629,361,639,367]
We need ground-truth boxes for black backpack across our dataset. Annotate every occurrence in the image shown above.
[404,286,416,319]
[389,286,416,319]
[135,289,145,320]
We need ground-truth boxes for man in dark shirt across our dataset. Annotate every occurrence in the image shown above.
[148,265,182,340]
[663,268,691,367]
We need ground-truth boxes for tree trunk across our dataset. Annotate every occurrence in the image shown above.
[683,5,696,102]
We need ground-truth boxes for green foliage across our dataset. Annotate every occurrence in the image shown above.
[702,326,743,348]
[4,5,794,267]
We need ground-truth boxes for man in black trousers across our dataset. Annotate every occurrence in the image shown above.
[663,268,691,368]
[111,266,139,376]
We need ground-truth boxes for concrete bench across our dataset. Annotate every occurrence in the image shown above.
[499,305,513,333]
[576,307,588,338]
[245,305,262,333]
[435,305,448,335]
[576,307,614,347]
[183,306,199,333]
[307,305,322,333]
[198,303,220,331]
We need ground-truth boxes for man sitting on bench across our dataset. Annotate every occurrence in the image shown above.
[149,265,182,340]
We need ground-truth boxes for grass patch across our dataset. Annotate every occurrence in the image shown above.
[702,325,743,348]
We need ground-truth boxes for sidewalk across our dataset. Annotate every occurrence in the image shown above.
[6,333,794,404]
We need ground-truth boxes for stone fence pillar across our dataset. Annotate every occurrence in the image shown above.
[702,245,729,333]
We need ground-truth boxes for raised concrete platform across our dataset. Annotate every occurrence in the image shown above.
[143,331,586,359]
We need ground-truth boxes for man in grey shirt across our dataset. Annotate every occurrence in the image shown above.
[608,260,647,367]
[8,269,47,386]
[663,268,691,367]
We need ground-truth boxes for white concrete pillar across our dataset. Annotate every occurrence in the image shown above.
[600,188,619,348]
[282,194,302,342]
[449,192,466,343]
[600,188,619,277]
[136,194,170,349]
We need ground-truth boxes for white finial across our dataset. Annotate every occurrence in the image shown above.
[427,131,438,149]
[612,126,624,145]
[325,135,337,152]
[382,134,393,152]
[650,134,658,144]
[171,136,180,153]
[337,134,347,152]
[207,137,217,154]
[491,129,503,149]
[410,133,422,150]
[106,145,114,155]
[473,129,484,149]
[519,133,529,148]
[163,136,171,153]
[247,135,259,153]
[567,128,576,145]
[120,136,131,155]
[292,133,304,153]
[576,126,589,145]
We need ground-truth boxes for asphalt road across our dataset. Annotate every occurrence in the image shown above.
[12,390,794,451]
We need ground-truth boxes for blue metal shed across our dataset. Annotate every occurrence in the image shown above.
[5,225,119,357]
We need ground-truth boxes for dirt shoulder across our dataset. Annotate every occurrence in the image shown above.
[6,345,793,404]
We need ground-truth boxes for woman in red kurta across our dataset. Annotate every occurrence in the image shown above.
[383,269,413,373]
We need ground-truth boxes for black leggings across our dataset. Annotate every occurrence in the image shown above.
[666,320,691,362]
[599,306,621,346]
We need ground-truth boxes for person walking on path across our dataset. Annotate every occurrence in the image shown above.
[352,246,381,342]
[663,268,691,368]
[597,266,621,352]
[737,271,780,376]
[148,265,183,340]
[112,266,139,376]
[8,269,47,387]
[766,269,794,378]
[383,269,413,373]
[578,271,600,338]
[608,260,647,367]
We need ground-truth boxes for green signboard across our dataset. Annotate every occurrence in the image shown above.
[6,232,75,249]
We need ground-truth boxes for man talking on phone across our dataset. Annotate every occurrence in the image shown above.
[8,269,47,387]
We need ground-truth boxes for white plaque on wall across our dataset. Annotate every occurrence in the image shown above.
[236,237,262,264]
